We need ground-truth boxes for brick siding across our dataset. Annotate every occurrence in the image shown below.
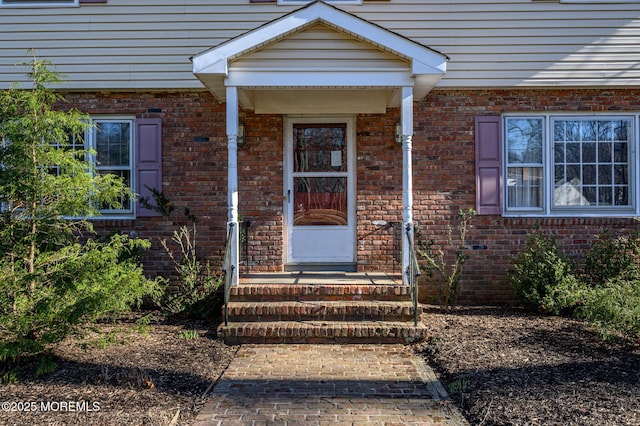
[58,88,640,304]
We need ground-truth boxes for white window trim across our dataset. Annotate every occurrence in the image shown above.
[86,117,135,219]
[503,113,639,218]
[0,0,79,7]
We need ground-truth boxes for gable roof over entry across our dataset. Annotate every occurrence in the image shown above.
[192,1,448,113]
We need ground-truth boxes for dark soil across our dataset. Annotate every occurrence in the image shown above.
[0,313,237,426]
[417,306,640,426]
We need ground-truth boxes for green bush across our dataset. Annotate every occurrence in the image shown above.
[510,228,640,340]
[582,231,640,287]
[0,234,161,362]
[576,273,640,339]
[509,230,580,314]
[576,231,640,339]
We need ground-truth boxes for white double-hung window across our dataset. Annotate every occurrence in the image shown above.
[504,115,636,216]
[505,117,544,211]
[88,119,134,215]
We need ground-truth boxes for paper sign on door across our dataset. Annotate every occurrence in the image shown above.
[331,150,342,168]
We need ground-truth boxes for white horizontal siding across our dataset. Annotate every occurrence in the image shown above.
[1,0,639,89]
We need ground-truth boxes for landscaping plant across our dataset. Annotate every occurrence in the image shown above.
[142,188,223,319]
[581,231,640,287]
[577,231,640,339]
[0,54,161,373]
[510,227,640,340]
[417,208,475,310]
[159,224,223,318]
[508,229,580,315]
[576,274,640,339]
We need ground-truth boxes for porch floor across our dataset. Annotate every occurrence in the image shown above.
[239,272,402,285]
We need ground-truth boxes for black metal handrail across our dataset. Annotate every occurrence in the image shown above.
[405,223,421,326]
[239,220,250,274]
[222,222,237,327]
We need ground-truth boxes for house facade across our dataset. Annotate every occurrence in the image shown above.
[2,0,639,304]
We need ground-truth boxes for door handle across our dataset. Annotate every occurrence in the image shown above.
[285,189,291,203]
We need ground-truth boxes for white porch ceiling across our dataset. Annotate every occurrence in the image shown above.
[191,1,448,113]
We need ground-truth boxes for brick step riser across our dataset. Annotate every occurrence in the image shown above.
[223,336,420,344]
[219,323,426,345]
[231,294,412,302]
[228,314,416,322]
[226,306,418,322]
[230,285,411,303]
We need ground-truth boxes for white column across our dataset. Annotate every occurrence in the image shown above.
[226,86,240,286]
[401,86,414,286]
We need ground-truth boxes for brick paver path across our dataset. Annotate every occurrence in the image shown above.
[193,344,468,425]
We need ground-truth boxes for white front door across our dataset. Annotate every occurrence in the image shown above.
[284,116,356,269]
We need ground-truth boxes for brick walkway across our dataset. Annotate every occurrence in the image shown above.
[193,345,468,425]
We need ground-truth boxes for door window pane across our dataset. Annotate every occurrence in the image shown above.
[293,177,347,226]
[294,125,346,172]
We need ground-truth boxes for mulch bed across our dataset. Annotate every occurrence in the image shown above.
[3,307,639,425]
[416,306,640,426]
[0,312,237,426]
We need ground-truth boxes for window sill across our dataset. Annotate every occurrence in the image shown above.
[503,211,637,218]
[87,214,135,220]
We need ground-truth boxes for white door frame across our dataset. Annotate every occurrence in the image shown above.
[283,115,357,268]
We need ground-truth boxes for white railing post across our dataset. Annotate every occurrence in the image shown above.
[401,86,414,286]
[226,86,240,287]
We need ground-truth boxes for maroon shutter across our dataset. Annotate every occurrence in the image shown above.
[135,118,162,217]
[475,116,502,215]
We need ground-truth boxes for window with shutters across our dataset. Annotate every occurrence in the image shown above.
[81,117,162,218]
[1,116,157,219]
[499,114,636,217]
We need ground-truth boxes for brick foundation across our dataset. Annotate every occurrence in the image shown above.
[59,88,640,304]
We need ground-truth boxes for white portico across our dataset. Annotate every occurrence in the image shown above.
[192,1,447,285]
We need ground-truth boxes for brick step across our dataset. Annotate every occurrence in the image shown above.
[226,300,418,322]
[219,321,428,345]
[230,284,411,302]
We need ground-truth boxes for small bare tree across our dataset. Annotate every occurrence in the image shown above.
[417,208,475,310]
